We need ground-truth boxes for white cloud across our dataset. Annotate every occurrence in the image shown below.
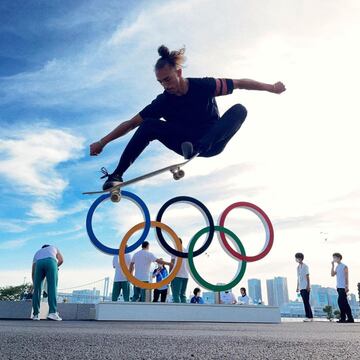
[0,220,27,233]
[27,200,87,224]
[0,238,29,250]
[0,126,85,223]
[0,127,83,197]
[45,225,83,237]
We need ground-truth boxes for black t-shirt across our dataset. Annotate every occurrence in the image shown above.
[139,77,234,133]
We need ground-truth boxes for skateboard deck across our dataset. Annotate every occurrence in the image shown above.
[82,153,198,201]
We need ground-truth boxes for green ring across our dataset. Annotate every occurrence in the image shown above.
[187,225,247,292]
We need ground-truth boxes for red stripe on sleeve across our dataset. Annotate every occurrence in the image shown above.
[222,79,228,95]
[215,79,221,96]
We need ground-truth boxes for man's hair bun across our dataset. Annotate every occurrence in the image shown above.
[155,45,186,70]
[158,45,170,58]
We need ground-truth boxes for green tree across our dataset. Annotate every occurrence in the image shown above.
[323,305,334,321]
[0,283,32,301]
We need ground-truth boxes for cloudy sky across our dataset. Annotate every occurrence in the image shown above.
[1,0,359,301]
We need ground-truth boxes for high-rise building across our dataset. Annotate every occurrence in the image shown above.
[349,293,357,307]
[266,277,289,306]
[311,285,329,307]
[311,285,338,308]
[312,285,359,310]
[266,279,275,306]
[248,278,262,304]
[203,291,216,304]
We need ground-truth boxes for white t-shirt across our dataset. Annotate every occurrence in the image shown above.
[238,295,251,305]
[336,263,347,288]
[220,291,237,304]
[171,247,189,279]
[131,249,157,281]
[33,245,58,263]
[297,263,310,290]
[113,254,132,282]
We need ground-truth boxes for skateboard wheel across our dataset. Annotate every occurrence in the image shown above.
[111,192,121,203]
[177,170,185,178]
[173,170,185,180]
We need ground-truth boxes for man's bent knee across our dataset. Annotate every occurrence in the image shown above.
[231,103,248,120]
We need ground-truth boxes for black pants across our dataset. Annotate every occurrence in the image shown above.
[153,288,168,303]
[337,288,354,321]
[113,104,247,176]
[300,289,313,318]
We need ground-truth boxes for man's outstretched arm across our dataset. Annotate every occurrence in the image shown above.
[90,114,143,156]
[233,79,286,94]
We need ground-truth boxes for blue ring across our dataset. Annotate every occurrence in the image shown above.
[86,191,151,255]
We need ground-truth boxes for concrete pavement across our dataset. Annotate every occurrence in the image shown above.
[0,320,359,359]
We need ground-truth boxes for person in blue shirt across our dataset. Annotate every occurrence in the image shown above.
[190,287,204,304]
[152,260,169,303]
[89,45,286,190]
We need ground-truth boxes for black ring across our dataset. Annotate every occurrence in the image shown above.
[155,196,215,258]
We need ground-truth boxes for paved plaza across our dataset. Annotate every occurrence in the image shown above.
[0,320,359,359]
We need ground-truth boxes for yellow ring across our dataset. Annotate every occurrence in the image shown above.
[119,221,183,290]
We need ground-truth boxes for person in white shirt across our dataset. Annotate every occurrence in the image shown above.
[169,239,189,303]
[129,241,171,302]
[295,252,313,322]
[238,287,251,305]
[220,290,237,304]
[31,244,63,321]
[112,251,132,302]
[331,252,354,323]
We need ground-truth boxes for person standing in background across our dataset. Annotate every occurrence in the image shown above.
[32,244,63,321]
[152,260,169,302]
[295,252,313,322]
[170,239,189,303]
[130,241,171,302]
[190,287,204,304]
[331,252,354,323]
[112,251,131,302]
[220,290,237,304]
[238,287,251,305]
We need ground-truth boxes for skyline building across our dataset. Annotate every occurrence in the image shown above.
[266,277,289,307]
[203,291,216,304]
[248,278,262,304]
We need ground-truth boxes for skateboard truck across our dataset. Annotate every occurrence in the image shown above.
[170,166,185,180]
[110,189,121,203]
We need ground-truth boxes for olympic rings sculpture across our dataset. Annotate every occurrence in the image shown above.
[86,192,274,292]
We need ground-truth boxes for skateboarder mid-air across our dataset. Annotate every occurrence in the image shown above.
[90,45,286,190]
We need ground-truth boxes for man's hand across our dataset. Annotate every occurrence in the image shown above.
[90,141,104,156]
[306,286,311,292]
[345,286,349,293]
[296,288,299,293]
[270,81,286,94]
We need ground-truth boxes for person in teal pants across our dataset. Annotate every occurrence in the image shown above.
[32,244,63,321]
[170,241,189,303]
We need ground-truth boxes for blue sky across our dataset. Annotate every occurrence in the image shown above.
[1,0,360,300]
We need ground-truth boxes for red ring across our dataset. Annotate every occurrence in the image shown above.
[219,202,274,262]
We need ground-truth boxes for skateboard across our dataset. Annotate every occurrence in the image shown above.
[82,153,198,202]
